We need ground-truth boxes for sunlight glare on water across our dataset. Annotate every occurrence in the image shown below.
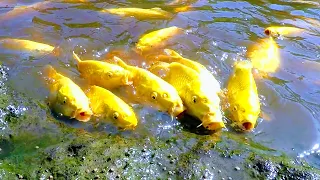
[0,0,320,170]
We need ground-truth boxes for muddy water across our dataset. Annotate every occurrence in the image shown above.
[0,0,320,171]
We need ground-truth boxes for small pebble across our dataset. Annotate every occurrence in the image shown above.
[35,146,39,149]
[85,169,90,173]
[109,168,114,173]
[228,177,232,180]
[101,169,106,173]
[218,170,221,173]
[141,148,146,152]
[17,174,23,179]
[115,175,120,178]
[234,166,240,171]
[162,167,167,171]
[94,175,100,179]
[92,168,98,173]
[82,157,86,161]
[49,175,53,179]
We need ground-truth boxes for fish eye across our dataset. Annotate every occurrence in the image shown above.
[113,112,119,120]
[233,106,237,111]
[151,92,157,100]
[192,96,197,103]
[107,72,113,78]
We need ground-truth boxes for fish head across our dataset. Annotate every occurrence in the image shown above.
[110,109,138,130]
[229,102,260,132]
[185,84,224,130]
[50,86,92,122]
[264,27,280,37]
[103,69,132,86]
[147,82,185,117]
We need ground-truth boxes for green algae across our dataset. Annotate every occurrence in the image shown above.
[0,65,319,179]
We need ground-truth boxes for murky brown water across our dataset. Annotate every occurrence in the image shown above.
[0,0,320,169]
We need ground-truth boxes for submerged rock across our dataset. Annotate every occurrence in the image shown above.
[0,65,318,179]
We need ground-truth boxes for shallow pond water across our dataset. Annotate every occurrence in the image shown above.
[0,0,320,176]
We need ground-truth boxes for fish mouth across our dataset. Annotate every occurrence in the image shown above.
[240,121,254,131]
[168,103,186,117]
[201,112,225,131]
[119,123,137,131]
[74,109,93,122]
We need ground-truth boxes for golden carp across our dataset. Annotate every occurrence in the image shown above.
[226,60,260,131]
[72,52,132,89]
[0,38,55,53]
[149,48,221,91]
[110,56,185,117]
[247,37,280,74]
[135,26,184,56]
[43,65,92,122]
[101,7,173,20]
[0,2,50,22]
[264,26,304,37]
[148,61,225,131]
[85,86,138,130]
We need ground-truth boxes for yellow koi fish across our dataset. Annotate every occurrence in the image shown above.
[148,61,225,131]
[72,52,132,89]
[85,86,138,130]
[135,26,184,56]
[110,56,185,117]
[247,37,280,74]
[101,7,173,20]
[226,60,260,131]
[264,26,304,37]
[149,48,221,91]
[0,38,55,53]
[43,65,93,122]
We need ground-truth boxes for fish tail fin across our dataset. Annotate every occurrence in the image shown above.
[113,56,128,69]
[72,51,82,64]
[43,65,57,79]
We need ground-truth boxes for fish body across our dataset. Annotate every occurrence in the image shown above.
[72,52,132,89]
[148,61,225,131]
[43,65,92,122]
[136,26,184,55]
[264,26,304,37]
[112,57,185,117]
[226,60,260,131]
[150,48,221,91]
[0,38,54,53]
[247,37,280,74]
[102,7,173,20]
[85,86,138,130]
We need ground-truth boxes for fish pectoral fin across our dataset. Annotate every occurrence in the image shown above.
[259,111,272,121]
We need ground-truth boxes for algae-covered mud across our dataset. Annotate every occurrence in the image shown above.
[0,0,320,179]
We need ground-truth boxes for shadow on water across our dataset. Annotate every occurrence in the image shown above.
[0,139,14,160]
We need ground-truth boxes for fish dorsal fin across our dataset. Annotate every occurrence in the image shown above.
[72,51,82,63]
[164,49,182,59]
[113,56,128,69]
